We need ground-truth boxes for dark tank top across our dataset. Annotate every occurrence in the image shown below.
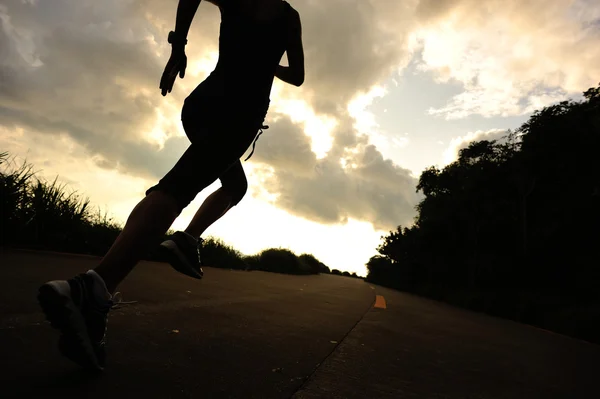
[191,0,291,119]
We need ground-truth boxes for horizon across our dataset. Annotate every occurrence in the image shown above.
[1,0,599,276]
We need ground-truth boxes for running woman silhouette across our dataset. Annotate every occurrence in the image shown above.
[37,0,305,371]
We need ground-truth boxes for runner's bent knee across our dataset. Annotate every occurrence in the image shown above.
[220,161,248,206]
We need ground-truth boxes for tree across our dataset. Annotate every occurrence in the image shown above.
[366,84,600,343]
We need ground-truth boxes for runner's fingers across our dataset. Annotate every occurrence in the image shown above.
[179,58,187,79]
[168,72,178,93]
[160,58,184,95]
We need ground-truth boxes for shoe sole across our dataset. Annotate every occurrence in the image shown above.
[37,281,103,372]
[159,240,203,280]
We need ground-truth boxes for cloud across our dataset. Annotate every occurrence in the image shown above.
[0,0,184,178]
[442,128,509,166]
[251,113,421,231]
[249,115,317,177]
[291,0,419,115]
[2,0,598,235]
[133,0,422,117]
[0,0,424,233]
[413,0,600,119]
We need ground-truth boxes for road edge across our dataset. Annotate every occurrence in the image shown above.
[290,293,377,398]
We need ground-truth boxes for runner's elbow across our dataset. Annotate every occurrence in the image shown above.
[293,77,304,87]
[292,71,304,87]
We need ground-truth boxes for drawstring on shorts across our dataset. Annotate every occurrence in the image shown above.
[243,102,270,162]
[244,124,269,161]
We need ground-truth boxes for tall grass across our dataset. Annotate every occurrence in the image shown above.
[0,152,122,254]
[1,151,336,276]
[0,151,34,246]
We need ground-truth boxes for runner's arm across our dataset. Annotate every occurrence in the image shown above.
[276,9,305,87]
[172,0,209,46]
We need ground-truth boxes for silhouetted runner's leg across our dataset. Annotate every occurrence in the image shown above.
[158,160,248,278]
[186,161,248,239]
[37,0,305,371]
[98,90,265,283]
[37,112,261,370]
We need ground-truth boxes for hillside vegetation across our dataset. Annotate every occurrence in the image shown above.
[0,152,338,277]
[366,85,600,344]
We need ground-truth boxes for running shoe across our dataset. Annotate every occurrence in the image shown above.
[159,231,204,279]
[38,272,112,371]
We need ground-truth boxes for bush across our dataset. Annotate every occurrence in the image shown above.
[299,253,331,274]
[350,272,362,279]
[365,255,403,289]
[83,209,123,256]
[0,150,338,279]
[251,248,312,275]
[243,254,261,271]
[200,237,248,270]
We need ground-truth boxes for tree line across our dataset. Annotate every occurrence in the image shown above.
[367,85,600,344]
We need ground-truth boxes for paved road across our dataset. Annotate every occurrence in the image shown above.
[1,249,598,398]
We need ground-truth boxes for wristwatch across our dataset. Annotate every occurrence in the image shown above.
[168,30,188,46]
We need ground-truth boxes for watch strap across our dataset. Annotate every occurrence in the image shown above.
[168,31,188,46]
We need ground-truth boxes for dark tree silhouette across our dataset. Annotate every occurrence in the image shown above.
[367,84,600,343]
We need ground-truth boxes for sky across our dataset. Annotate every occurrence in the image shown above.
[1,0,599,276]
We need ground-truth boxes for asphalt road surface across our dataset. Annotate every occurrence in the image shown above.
[1,249,598,398]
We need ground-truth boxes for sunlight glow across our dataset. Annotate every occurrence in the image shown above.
[187,50,219,79]
[143,109,173,148]
[271,96,337,159]
[347,85,387,134]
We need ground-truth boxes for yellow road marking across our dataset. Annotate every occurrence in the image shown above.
[374,295,386,309]
[369,286,375,290]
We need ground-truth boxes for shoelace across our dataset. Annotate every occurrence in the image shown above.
[244,124,269,161]
[197,237,204,265]
[111,292,138,310]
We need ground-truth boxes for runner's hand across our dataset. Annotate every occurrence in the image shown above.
[160,47,187,96]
